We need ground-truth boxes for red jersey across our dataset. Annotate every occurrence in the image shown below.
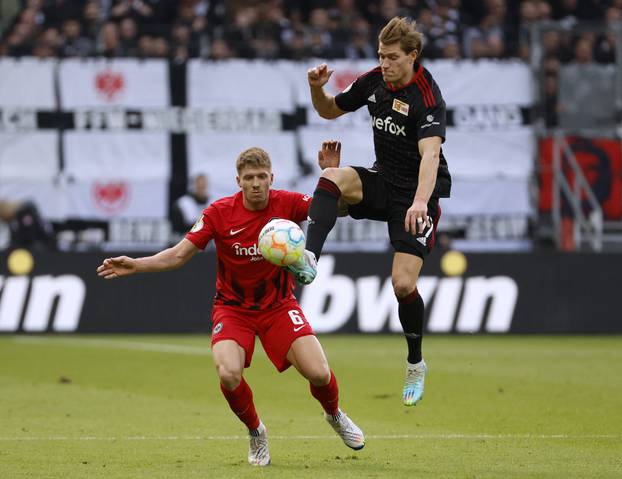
[185,189,311,310]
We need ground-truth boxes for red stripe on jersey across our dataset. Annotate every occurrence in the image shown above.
[414,77,432,107]
[385,63,424,92]
[420,74,436,107]
[358,66,382,80]
[416,75,436,108]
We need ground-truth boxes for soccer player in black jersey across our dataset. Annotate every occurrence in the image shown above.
[287,17,452,407]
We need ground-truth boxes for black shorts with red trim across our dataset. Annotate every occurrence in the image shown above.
[347,166,441,259]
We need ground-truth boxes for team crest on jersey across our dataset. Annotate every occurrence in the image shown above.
[213,323,223,334]
[392,99,410,116]
[190,215,204,233]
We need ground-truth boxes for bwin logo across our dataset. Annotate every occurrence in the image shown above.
[372,116,406,136]
[0,275,86,332]
[300,256,518,334]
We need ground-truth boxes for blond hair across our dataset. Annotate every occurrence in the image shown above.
[378,17,424,55]
[236,147,272,173]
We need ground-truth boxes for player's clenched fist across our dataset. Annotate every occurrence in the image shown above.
[96,256,137,279]
[308,63,334,87]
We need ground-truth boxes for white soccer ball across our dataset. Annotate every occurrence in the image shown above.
[258,218,306,266]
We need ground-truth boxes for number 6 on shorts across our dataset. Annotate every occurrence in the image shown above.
[288,310,304,325]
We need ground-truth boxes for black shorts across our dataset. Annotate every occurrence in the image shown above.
[347,166,441,259]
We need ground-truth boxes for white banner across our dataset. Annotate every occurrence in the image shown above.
[64,132,169,180]
[0,132,58,179]
[188,59,294,112]
[0,59,56,108]
[62,132,169,219]
[187,131,299,200]
[65,179,168,220]
[428,60,533,106]
[59,59,169,108]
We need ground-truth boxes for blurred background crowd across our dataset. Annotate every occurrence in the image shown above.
[0,0,619,63]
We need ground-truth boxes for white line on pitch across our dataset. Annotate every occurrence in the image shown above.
[10,336,211,356]
[0,434,619,442]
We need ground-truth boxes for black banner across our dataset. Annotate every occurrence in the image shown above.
[0,250,619,334]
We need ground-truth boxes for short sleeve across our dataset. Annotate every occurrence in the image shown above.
[415,99,446,142]
[281,191,311,223]
[334,71,375,112]
[185,206,215,250]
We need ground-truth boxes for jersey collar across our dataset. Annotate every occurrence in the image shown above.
[385,63,423,92]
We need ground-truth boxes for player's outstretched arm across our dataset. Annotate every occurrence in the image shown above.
[96,238,199,279]
[308,63,346,120]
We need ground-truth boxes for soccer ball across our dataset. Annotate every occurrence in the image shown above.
[258,218,306,266]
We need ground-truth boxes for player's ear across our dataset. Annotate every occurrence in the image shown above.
[236,175,241,188]
[270,173,274,185]
[410,49,419,62]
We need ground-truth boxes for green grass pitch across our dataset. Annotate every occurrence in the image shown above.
[1,335,621,478]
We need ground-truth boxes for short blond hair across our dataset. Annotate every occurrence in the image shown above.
[236,147,272,173]
[378,16,424,55]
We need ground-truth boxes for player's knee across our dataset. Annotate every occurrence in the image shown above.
[216,364,242,389]
[321,167,342,184]
[392,277,416,299]
[304,364,331,386]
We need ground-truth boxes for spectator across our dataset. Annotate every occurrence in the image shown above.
[171,173,210,234]
[594,7,620,64]
[463,0,507,59]
[281,27,308,60]
[171,22,198,60]
[226,6,258,58]
[61,19,94,57]
[306,8,337,58]
[119,17,139,57]
[110,0,154,24]
[344,16,375,59]
[137,34,155,57]
[152,36,169,57]
[426,0,463,59]
[99,21,121,57]
[0,200,55,250]
[208,37,234,60]
[442,37,462,59]
[82,1,104,41]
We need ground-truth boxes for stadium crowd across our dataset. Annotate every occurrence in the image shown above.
[0,0,619,62]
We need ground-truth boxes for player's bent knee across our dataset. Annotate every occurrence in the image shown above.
[216,364,243,390]
[304,364,331,386]
[321,167,342,184]
[392,278,416,299]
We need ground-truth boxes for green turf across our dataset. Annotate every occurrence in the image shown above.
[1,335,621,478]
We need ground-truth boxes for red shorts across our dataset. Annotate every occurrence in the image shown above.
[211,298,315,372]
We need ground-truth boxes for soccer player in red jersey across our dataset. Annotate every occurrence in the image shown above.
[96,143,364,466]
[289,17,452,407]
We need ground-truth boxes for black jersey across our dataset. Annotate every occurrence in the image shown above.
[334,63,451,197]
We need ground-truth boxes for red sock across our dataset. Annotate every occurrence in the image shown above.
[309,370,339,416]
[220,378,260,430]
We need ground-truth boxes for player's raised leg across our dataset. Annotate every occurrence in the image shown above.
[213,340,270,466]
[392,252,428,406]
[288,166,363,284]
[286,335,365,450]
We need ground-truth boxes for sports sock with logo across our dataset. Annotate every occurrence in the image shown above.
[306,177,341,259]
[309,370,339,416]
[397,288,424,364]
[220,378,260,430]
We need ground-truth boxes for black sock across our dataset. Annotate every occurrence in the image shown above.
[306,177,341,259]
[397,289,424,364]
